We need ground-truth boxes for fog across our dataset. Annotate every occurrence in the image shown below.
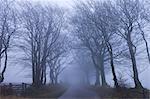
[1,0,149,90]
[0,0,150,98]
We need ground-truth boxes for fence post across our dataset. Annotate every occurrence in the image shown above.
[143,88,146,99]
[22,83,25,93]
[9,83,13,95]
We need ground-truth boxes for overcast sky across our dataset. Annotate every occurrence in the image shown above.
[18,0,74,7]
[2,0,150,90]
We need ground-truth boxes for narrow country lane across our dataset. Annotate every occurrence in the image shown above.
[59,86,100,99]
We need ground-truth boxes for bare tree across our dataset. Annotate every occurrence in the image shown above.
[20,2,66,87]
[90,1,121,88]
[72,1,109,87]
[138,23,150,64]
[71,0,148,88]
[115,0,144,88]
[0,0,18,83]
[137,3,150,64]
[47,35,68,84]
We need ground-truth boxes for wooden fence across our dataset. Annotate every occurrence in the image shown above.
[0,83,31,96]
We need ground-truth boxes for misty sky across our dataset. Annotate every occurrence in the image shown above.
[20,0,74,7]
[2,0,150,89]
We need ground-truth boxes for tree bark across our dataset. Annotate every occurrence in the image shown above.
[110,53,119,88]
[91,54,101,86]
[127,33,143,88]
[138,23,150,64]
[95,69,100,86]
[107,42,119,88]
[0,50,7,83]
[99,54,108,87]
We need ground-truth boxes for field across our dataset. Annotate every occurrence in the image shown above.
[0,84,67,99]
[90,86,150,99]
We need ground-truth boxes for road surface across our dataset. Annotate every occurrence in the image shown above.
[59,86,100,99]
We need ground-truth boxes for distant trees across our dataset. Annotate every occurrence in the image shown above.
[72,1,109,86]
[48,35,67,84]
[20,2,67,87]
[0,0,18,83]
[71,0,149,88]
[74,50,95,85]
[71,0,120,87]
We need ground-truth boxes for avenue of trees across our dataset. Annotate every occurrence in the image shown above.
[71,0,150,88]
[0,0,150,89]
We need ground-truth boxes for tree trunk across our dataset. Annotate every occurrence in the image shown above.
[43,66,47,85]
[91,54,101,86]
[99,54,108,87]
[127,34,143,88]
[0,50,7,83]
[55,75,58,84]
[95,69,100,86]
[50,68,54,84]
[107,43,119,88]
[138,23,150,64]
[110,55,119,88]
[85,73,90,85]
[100,62,107,87]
